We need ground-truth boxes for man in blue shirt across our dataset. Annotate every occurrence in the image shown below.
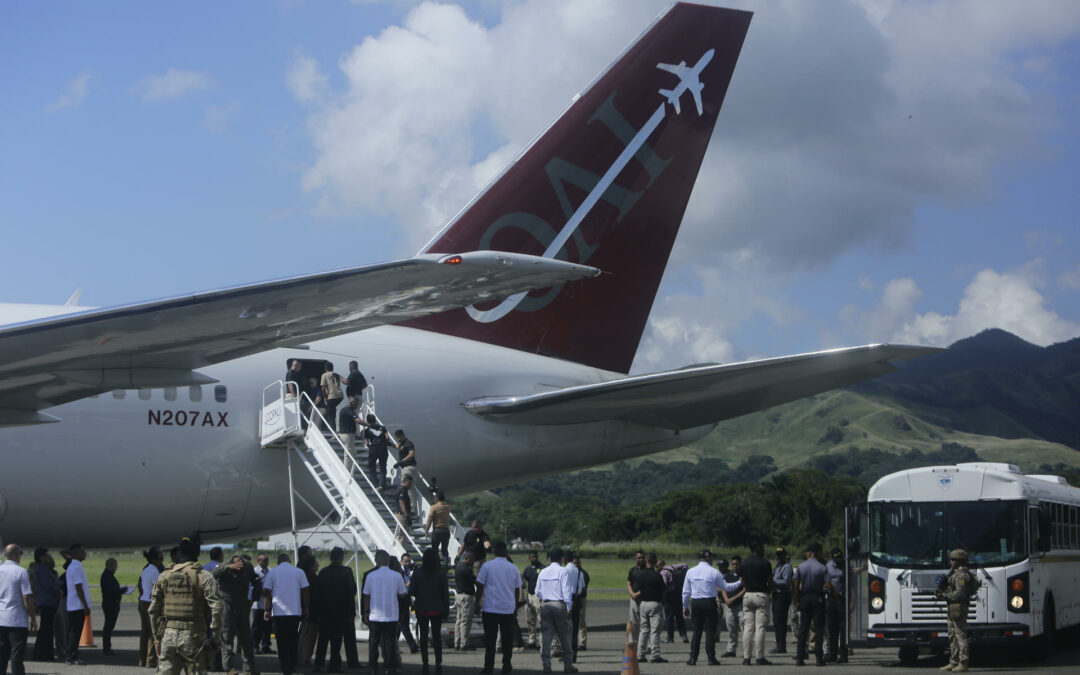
[793,543,828,667]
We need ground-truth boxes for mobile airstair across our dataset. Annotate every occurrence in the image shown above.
[261,379,489,647]
[260,379,468,564]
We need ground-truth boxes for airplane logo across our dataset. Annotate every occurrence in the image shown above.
[466,48,716,324]
[657,48,714,115]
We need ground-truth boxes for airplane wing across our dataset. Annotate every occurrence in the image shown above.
[0,251,598,425]
[465,344,940,431]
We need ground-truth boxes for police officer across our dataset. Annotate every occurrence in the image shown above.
[936,549,975,673]
[148,535,224,675]
[793,543,827,667]
[824,547,847,664]
[770,548,793,655]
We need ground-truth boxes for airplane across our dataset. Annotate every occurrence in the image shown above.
[0,3,935,548]
[657,48,715,115]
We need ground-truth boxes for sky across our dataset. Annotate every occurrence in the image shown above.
[2,0,1079,373]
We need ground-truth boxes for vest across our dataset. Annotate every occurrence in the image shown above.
[160,561,207,622]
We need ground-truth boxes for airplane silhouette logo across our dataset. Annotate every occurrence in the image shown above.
[657,48,715,115]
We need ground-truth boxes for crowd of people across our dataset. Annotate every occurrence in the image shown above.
[0,528,987,675]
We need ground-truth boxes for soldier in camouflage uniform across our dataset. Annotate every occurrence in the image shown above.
[149,535,225,675]
[935,549,975,673]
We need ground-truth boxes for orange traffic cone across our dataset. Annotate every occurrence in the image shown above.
[622,621,639,675]
[79,614,96,647]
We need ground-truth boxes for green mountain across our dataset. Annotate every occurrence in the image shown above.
[685,328,1080,475]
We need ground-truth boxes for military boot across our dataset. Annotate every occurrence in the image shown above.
[939,664,955,671]
[952,664,968,673]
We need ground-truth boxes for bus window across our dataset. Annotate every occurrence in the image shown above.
[870,502,944,567]
[946,500,1026,565]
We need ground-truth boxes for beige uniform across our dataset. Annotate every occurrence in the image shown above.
[148,561,225,675]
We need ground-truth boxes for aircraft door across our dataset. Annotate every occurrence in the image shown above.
[845,502,871,646]
[200,472,252,533]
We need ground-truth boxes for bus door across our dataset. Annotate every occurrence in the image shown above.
[846,502,871,646]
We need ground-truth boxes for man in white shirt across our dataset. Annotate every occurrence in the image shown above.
[562,550,585,663]
[64,544,92,665]
[0,544,36,675]
[262,553,310,675]
[681,549,742,666]
[475,542,523,674]
[534,549,577,675]
[362,549,407,673]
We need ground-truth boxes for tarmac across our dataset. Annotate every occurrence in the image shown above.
[14,600,1078,674]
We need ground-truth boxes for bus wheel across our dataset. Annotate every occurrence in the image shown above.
[1028,595,1055,661]
[898,645,918,665]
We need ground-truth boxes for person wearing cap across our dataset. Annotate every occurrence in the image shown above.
[770,547,794,655]
[935,549,975,673]
[149,535,225,675]
[793,543,827,667]
[824,547,847,664]
[681,549,742,666]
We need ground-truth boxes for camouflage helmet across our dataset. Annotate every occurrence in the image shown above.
[949,549,968,562]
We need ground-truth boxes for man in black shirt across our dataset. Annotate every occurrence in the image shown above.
[738,543,773,665]
[338,397,359,453]
[453,552,477,650]
[626,550,646,653]
[635,553,668,663]
[395,477,414,546]
[462,521,491,574]
[99,558,127,655]
[392,429,417,486]
[211,555,260,673]
[361,415,390,489]
[313,547,361,672]
[520,551,543,648]
[720,556,744,658]
[285,358,303,396]
[345,360,368,398]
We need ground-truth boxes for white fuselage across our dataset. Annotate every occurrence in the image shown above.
[0,323,712,547]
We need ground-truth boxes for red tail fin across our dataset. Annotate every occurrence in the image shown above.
[406,3,752,373]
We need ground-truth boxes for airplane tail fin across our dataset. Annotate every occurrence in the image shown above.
[406,3,752,373]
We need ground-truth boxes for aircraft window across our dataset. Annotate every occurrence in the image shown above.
[214,385,227,403]
[138,388,152,400]
[189,385,202,402]
[112,390,126,400]
[164,387,177,401]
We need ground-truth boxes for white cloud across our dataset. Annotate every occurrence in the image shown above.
[133,68,213,102]
[868,268,1080,347]
[45,71,90,113]
[286,52,329,104]
[202,101,239,133]
[289,0,1080,353]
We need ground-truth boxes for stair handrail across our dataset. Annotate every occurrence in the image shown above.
[298,391,421,554]
[260,380,302,445]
